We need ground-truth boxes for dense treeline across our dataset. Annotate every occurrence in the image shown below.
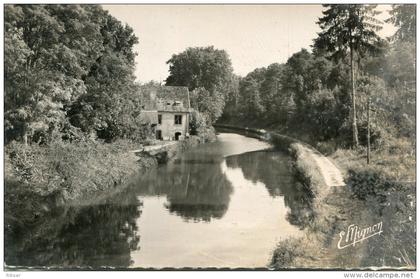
[5,4,147,144]
[220,4,415,149]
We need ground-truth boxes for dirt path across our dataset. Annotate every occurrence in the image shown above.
[300,145,345,187]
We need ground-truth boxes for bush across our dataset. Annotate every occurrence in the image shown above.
[189,110,216,142]
[346,166,402,201]
[5,139,139,201]
[270,237,306,268]
[315,140,337,155]
[189,110,207,136]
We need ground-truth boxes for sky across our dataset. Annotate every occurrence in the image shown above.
[103,5,396,83]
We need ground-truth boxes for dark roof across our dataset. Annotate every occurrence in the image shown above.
[139,85,191,111]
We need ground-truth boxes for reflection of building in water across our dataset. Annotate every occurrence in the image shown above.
[128,154,234,222]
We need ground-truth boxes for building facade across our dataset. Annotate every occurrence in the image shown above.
[139,85,191,141]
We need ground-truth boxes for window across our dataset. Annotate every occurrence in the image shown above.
[174,115,182,125]
[158,114,162,125]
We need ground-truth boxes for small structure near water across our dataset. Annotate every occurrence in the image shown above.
[139,85,191,141]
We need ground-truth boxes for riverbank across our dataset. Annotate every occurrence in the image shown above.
[214,123,415,269]
[5,131,214,238]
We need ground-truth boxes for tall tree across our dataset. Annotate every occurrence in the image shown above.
[238,76,265,120]
[165,46,234,123]
[4,5,102,144]
[5,4,141,144]
[314,4,383,148]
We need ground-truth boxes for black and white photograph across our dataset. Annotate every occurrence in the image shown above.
[1,1,417,275]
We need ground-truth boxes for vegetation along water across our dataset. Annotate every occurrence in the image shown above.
[4,4,415,270]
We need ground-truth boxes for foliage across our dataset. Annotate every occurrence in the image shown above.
[347,167,394,201]
[165,46,234,93]
[5,4,148,144]
[219,74,240,121]
[313,4,384,147]
[238,75,265,120]
[165,46,235,124]
[190,87,225,124]
[189,109,207,136]
[313,4,383,60]
[5,139,140,201]
[387,4,416,43]
[270,237,306,268]
[221,5,414,152]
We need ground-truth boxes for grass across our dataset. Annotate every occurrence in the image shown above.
[5,139,144,232]
[270,135,415,269]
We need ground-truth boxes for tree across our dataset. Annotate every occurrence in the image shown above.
[67,6,139,142]
[387,4,416,43]
[238,77,265,120]
[314,4,383,148]
[165,46,234,93]
[4,5,102,144]
[219,74,240,121]
[190,87,225,124]
[189,110,207,136]
[165,46,234,124]
[5,5,142,144]
[259,63,285,119]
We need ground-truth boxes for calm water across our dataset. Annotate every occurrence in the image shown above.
[6,133,313,269]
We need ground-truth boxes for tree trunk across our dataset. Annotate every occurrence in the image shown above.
[350,46,359,148]
[367,93,371,164]
[22,124,29,146]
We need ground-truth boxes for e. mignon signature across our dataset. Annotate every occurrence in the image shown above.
[337,222,383,249]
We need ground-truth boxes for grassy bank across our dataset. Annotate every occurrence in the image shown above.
[5,129,215,237]
[5,139,140,233]
[215,123,415,269]
[269,135,415,269]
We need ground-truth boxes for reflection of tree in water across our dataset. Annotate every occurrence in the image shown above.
[130,153,233,222]
[5,192,142,268]
[282,180,315,229]
[225,150,315,229]
[225,150,292,197]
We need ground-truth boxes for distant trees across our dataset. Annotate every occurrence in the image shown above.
[221,4,415,149]
[5,5,144,144]
[239,76,265,120]
[165,46,234,124]
[313,4,383,148]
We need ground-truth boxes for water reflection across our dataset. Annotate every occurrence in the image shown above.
[225,150,293,197]
[128,153,233,222]
[5,192,142,268]
[225,150,315,230]
[5,133,316,269]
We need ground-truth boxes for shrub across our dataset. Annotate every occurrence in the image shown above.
[346,166,403,201]
[189,110,207,136]
[270,237,306,268]
[5,139,139,201]
[315,140,337,155]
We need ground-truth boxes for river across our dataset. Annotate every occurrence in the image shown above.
[5,133,314,269]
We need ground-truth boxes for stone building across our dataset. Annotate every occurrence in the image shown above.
[139,85,191,141]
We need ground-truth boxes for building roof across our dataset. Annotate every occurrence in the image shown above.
[139,85,191,112]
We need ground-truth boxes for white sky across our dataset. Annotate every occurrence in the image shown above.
[103,4,396,83]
